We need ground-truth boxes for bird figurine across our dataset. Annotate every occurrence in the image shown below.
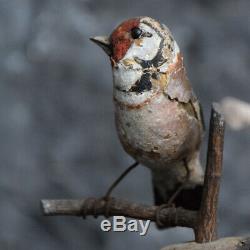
[90,16,204,214]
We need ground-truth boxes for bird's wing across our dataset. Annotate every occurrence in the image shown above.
[163,54,205,132]
[164,65,195,104]
[192,98,205,133]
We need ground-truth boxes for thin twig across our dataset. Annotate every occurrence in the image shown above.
[104,161,139,198]
[41,197,197,228]
[195,103,225,243]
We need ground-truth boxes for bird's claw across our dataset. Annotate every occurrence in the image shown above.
[155,203,176,228]
[82,196,113,219]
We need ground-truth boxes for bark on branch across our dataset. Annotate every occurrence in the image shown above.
[41,197,197,228]
[195,103,225,242]
[40,103,226,247]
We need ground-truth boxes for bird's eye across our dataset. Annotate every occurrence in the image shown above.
[131,27,142,39]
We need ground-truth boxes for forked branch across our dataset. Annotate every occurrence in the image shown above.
[41,103,225,242]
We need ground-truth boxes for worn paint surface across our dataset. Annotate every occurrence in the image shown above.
[115,93,201,166]
[92,16,204,206]
[110,18,140,62]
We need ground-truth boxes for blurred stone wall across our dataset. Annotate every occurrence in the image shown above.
[0,0,250,249]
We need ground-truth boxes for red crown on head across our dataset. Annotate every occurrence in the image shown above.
[110,18,140,62]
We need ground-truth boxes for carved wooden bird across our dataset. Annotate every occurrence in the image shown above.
[91,16,204,211]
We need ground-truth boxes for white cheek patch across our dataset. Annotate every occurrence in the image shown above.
[113,63,142,91]
[113,61,156,105]
[123,24,162,61]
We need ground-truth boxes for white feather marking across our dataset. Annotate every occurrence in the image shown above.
[123,24,161,61]
[114,89,157,106]
[113,62,142,91]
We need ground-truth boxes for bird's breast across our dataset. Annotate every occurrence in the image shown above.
[114,93,201,169]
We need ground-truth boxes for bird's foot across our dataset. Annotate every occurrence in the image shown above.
[81,196,114,219]
[100,195,114,218]
[82,162,138,219]
[155,203,176,228]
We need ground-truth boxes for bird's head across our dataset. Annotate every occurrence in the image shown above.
[90,16,178,66]
[90,17,182,107]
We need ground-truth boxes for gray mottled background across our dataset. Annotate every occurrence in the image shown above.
[0,0,250,249]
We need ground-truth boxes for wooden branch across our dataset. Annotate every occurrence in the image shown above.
[195,103,225,243]
[41,197,197,228]
[161,236,250,250]
[41,103,227,249]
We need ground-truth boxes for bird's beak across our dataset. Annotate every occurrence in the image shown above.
[90,36,112,56]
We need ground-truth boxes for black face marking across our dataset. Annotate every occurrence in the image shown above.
[152,72,158,80]
[129,72,152,93]
[151,39,166,67]
[131,27,142,39]
[136,38,166,69]
[134,20,168,69]
[142,31,153,37]
[127,20,173,95]
[141,20,164,39]
[139,60,151,69]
